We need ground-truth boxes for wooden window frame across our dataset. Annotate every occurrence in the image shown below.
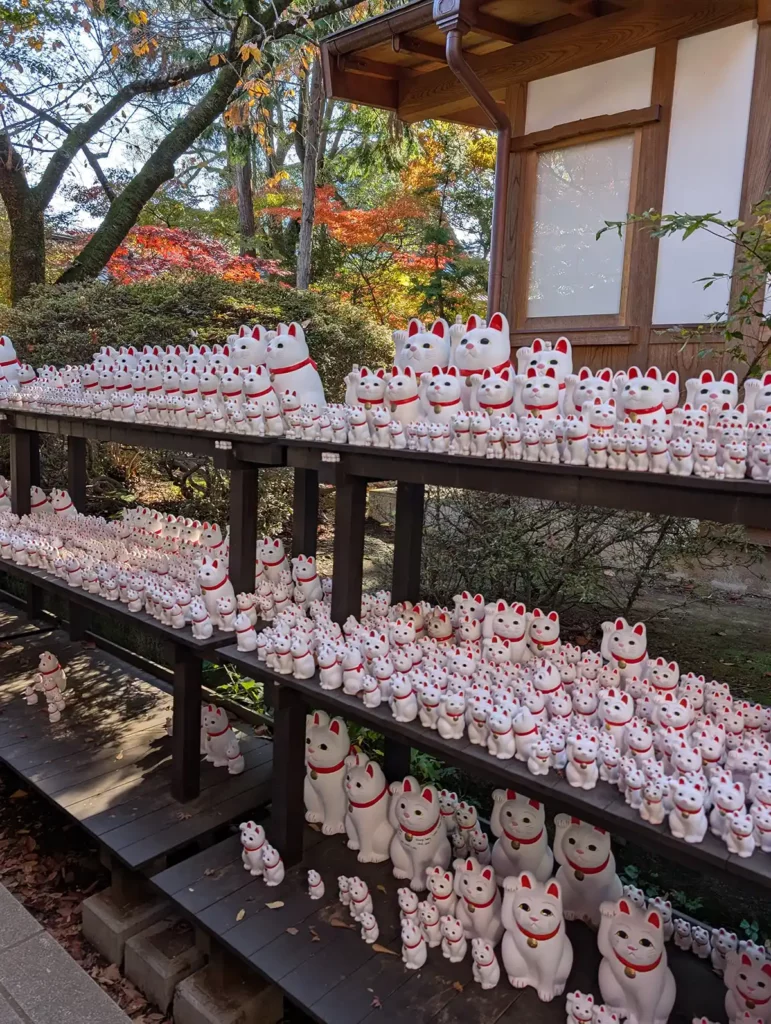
[513,126,644,333]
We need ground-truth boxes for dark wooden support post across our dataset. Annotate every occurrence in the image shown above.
[391,481,424,605]
[271,682,306,867]
[383,740,412,783]
[67,436,87,511]
[67,436,88,639]
[10,430,37,515]
[10,430,42,619]
[172,647,202,802]
[331,472,367,625]
[292,468,319,558]
[228,464,258,595]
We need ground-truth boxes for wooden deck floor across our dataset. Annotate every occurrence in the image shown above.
[0,606,273,870]
[152,825,728,1024]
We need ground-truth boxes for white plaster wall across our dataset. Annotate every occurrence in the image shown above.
[652,21,757,325]
[524,50,655,134]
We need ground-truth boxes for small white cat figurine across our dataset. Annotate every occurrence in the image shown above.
[471,937,501,990]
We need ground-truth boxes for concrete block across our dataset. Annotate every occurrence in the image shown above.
[0,931,131,1024]
[124,917,205,1013]
[81,889,169,967]
[173,964,282,1024]
[0,886,42,952]
[0,991,25,1024]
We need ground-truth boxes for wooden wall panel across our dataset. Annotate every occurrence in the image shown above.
[500,82,527,324]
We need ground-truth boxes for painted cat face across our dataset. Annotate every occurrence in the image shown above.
[455,312,510,372]
[439,915,464,942]
[426,866,454,899]
[305,711,349,769]
[560,818,610,870]
[456,858,496,903]
[599,688,633,725]
[572,366,613,410]
[606,617,647,662]
[732,954,771,1003]
[418,900,439,926]
[511,872,563,937]
[621,368,665,413]
[403,318,451,373]
[609,899,664,968]
[520,336,573,380]
[394,777,440,831]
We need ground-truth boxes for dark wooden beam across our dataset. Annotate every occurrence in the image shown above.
[270,682,306,867]
[228,465,258,596]
[325,65,399,110]
[392,33,447,63]
[292,468,319,559]
[171,648,202,803]
[398,0,756,121]
[330,472,366,625]
[511,103,661,151]
[67,436,87,511]
[625,44,677,353]
[472,12,523,44]
[391,481,424,606]
[338,54,407,80]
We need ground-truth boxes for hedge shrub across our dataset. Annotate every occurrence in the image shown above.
[0,276,393,402]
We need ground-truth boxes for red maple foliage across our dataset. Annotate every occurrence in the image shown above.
[106,226,283,284]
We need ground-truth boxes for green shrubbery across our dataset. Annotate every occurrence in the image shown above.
[0,276,392,403]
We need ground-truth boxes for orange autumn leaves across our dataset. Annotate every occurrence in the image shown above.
[106,226,283,284]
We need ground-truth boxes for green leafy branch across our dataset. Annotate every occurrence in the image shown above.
[597,194,771,384]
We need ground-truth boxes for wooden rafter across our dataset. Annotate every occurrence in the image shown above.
[391,34,447,62]
[472,12,524,44]
[397,0,756,121]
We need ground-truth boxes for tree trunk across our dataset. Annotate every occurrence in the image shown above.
[0,132,46,303]
[296,59,323,291]
[231,133,256,257]
[10,208,46,304]
[58,66,239,284]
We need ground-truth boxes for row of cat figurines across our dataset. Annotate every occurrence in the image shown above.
[305,734,757,1023]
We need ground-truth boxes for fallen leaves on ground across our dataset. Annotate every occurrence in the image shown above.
[309,926,321,942]
[0,765,172,1023]
[372,943,398,956]
[236,909,246,921]
[452,980,464,992]
[330,916,356,929]
[286,927,299,935]
[371,995,382,1009]
[265,900,284,909]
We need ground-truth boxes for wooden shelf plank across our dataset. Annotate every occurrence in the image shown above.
[2,410,768,528]
[0,560,224,656]
[217,645,771,895]
[0,614,273,870]
[151,825,729,1024]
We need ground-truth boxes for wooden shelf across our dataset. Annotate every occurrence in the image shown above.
[0,560,225,657]
[2,409,768,528]
[217,645,771,894]
[151,825,728,1024]
[0,608,273,870]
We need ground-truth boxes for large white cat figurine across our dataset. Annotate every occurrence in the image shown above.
[344,752,394,863]
[501,872,574,1002]
[389,777,451,891]
[490,789,553,882]
[453,857,503,944]
[553,815,622,927]
[725,951,771,1024]
[598,898,676,1024]
[304,711,349,835]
